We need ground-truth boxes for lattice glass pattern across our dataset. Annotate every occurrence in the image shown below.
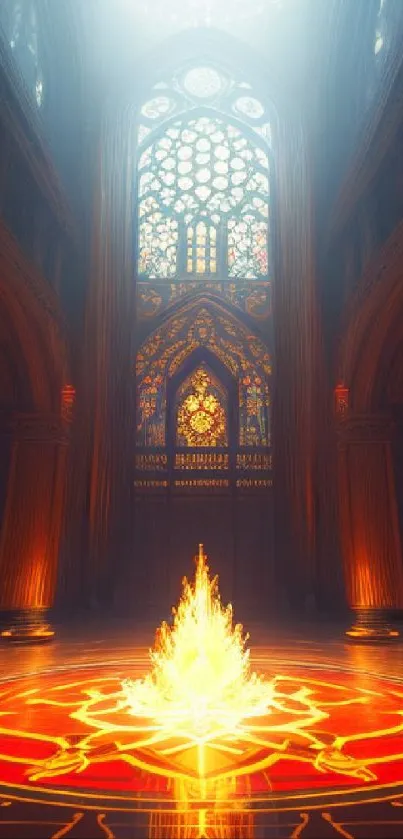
[138,116,269,280]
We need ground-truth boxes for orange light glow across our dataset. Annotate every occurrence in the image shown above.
[61,384,76,423]
[334,382,349,416]
[0,625,54,641]
[346,627,399,639]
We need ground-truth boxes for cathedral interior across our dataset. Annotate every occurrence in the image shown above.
[1,0,403,836]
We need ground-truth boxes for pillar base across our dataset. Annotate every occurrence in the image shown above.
[0,608,54,643]
[346,608,399,643]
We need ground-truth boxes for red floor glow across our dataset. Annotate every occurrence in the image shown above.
[0,624,402,838]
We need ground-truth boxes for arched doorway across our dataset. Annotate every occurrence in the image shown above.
[337,221,403,617]
[0,224,69,626]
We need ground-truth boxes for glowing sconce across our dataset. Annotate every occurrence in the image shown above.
[334,383,349,418]
[61,384,76,424]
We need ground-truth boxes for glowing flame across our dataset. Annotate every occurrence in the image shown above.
[123,545,272,743]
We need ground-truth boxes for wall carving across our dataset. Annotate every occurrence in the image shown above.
[137,280,271,321]
[12,412,69,445]
[337,414,395,445]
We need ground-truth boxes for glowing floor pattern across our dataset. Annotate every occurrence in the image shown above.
[0,652,403,836]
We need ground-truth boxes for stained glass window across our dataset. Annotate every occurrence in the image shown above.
[366,0,403,110]
[239,374,270,447]
[139,216,178,278]
[138,66,271,151]
[175,366,228,448]
[183,66,223,99]
[135,66,273,489]
[374,0,386,56]
[187,222,217,274]
[141,96,174,119]
[137,303,271,392]
[137,303,271,452]
[137,375,166,446]
[0,1,44,107]
[233,96,264,119]
[228,215,268,278]
[372,1,403,68]
[138,115,269,281]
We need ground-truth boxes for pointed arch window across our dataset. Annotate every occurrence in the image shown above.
[0,1,44,107]
[137,65,271,285]
[138,116,269,281]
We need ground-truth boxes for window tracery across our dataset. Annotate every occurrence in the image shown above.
[0,1,44,107]
[137,65,272,148]
[186,223,217,275]
[136,63,271,306]
[136,302,271,457]
[138,115,269,282]
[239,374,270,447]
[136,374,165,447]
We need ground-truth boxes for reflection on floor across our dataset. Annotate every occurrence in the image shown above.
[0,622,403,838]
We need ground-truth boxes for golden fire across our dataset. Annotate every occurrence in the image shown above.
[123,545,272,748]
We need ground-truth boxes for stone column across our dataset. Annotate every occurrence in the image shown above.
[273,114,320,613]
[338,415,403,639]
[0,413,69,639]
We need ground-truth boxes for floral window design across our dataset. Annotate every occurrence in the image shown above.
[0,1,44,107]
[138,115,269,281]
[175,367,228,448]
[239,375,270,447]
[137,375,166,447]
[139,217,178,278]
[137,66,272,148]
[136,303,271,451]
[228,215,268,278]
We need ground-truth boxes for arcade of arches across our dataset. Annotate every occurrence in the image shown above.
[0,0,403,637]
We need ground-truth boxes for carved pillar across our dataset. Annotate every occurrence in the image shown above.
[0,413,69,640]
[80,104,136,605]
[273,113,321,612]
[338,415,403,639]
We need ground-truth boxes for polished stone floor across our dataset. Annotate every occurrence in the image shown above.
[0,620,402,838]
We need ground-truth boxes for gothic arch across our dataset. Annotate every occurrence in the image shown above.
[0,225,70,615]
[338,220,403,413]
[0,226,68,413]
[136,297,271,394]
[105,27,282,128]
[0,227,68,414]
[135,297,272,485]
[137,285,272,339]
